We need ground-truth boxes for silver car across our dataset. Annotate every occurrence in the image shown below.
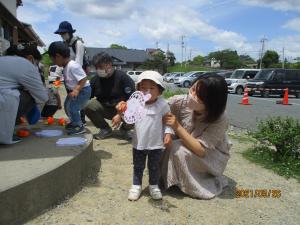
[174,71,206,87]
[164,72,185,83]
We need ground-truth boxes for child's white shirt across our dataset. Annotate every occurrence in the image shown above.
[63,60,90,90]
[132,97,174,150]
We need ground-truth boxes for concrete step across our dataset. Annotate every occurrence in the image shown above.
[0,124,99,225]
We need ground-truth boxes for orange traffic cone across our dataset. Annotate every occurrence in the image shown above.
[239,88,251,105]
[277,88,291,105]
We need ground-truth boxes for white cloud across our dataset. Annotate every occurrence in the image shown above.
[240,0,300,12]
[283,17,300,32]
[268,35,300,59]
[25,0,61,10]
[17,7,51,24]
[62,0,140,20]
[138,6,252,53]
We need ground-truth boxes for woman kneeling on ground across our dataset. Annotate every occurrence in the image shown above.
[161,74,231,199]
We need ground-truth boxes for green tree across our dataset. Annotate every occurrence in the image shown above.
[208,49,242,69]
[141,51,167,73]
[192,55,205,65]
[110,44,127,49]
[262,50,279,68]
[41,52,52,66]
[166,51,176,66]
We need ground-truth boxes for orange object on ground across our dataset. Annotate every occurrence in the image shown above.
[17,129,30,137]
[53,80,61,87]
[276,88,292,105]
[239,88,251,105]
[58,118,66,126]
[47,117,55,125]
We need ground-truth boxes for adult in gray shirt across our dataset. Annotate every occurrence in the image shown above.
[0,44,48,144]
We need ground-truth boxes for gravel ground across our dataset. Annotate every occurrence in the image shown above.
[24,123,300,225]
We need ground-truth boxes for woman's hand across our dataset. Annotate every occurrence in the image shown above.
[112,114,122,129]
[163,112,180,131]
[164,133,172,148]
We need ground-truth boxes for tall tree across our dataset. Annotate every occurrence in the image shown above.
[208,49,242,69]
[166,51,176,66]
[262,50,279,68]
[192,55,205,65]
[141,51,167,73]
[110,44,128,49]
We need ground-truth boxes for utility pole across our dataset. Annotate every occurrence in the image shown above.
[184,46,187,67]
[181,35,185,67]
[259,37,267,69]
[189,48,196,61]
[155,41,159,49]
[282,47,285,69]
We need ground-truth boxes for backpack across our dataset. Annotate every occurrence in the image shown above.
[70,39,89,72]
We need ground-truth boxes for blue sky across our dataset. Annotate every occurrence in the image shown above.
[17,0,300,62]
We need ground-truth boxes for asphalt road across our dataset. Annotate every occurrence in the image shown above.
[226,94,300,130]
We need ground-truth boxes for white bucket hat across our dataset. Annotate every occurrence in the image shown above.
[136,70,165,89]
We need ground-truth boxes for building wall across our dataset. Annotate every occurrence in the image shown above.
[0,0,17,17]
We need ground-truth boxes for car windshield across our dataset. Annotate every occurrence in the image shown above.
[182,72,194,77]
[254,70,273,80]
[231,70,244,79]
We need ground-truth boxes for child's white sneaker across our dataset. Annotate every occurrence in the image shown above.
[128,185,142,201]
[149,185,162,200]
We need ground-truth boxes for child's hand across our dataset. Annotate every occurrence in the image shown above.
[164,133,172,147]
[112,114,122,129]
[69,89,79,97]
[115,101,127,113]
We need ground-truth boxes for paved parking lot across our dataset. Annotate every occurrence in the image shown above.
[226,94,300,130]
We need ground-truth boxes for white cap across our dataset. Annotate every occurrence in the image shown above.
[136,70,165,89]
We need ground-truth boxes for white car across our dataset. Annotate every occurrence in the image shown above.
[164,72,185,83]
[48,65,63,83]
[174,71,206,87]
[126,71,144,82]
[225,69,260,94]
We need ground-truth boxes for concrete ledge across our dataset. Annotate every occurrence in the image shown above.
[0,125,99,225]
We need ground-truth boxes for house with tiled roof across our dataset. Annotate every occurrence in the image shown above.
[86,47,150,71]
[0,0,44,55]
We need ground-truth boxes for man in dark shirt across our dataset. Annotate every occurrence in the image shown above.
[85,53,135,139]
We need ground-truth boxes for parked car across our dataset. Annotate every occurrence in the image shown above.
[164,72,185,83]
[48,65,63,83]
[246,69,300,98]
[126,70,144,82]
[215,70,233,78]
[225,69,260,95]
[174,71,206,87]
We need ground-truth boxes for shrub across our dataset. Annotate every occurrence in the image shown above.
[162,88,188,99]
[250,117,300,160]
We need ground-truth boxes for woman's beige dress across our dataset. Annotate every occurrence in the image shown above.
[161,95,231,199]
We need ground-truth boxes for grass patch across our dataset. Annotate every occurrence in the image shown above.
[228,133,253,143]
[167,64,211,73]
[162,88,188,99]
[243,146,300,182]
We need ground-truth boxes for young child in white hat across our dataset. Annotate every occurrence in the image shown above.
[117,70,173,201]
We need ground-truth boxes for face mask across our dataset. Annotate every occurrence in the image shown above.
[187,92,204,112]
[96,69,108,78]
[61,33,70,42]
